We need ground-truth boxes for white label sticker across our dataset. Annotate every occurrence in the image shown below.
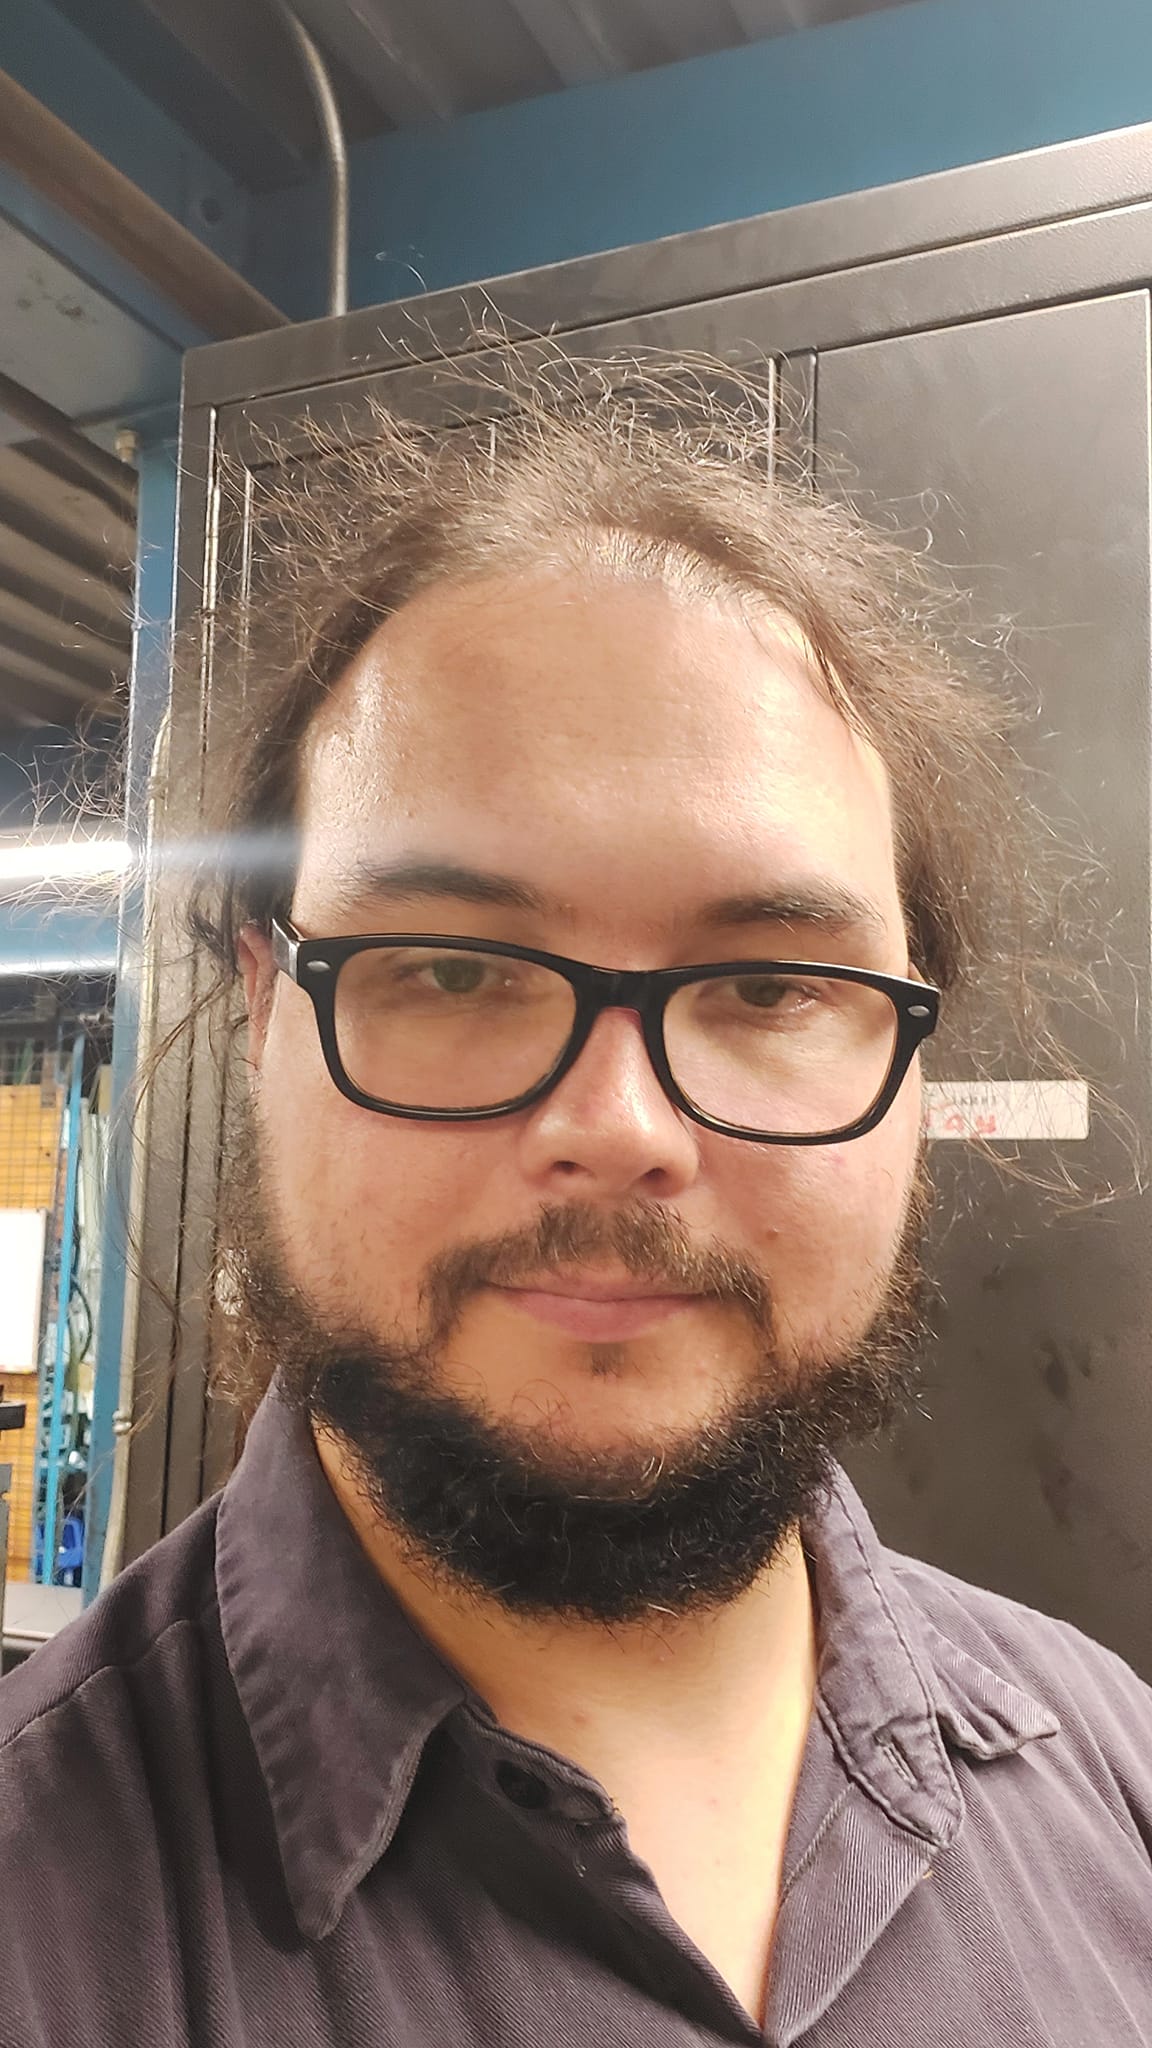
[924,1080,1089,1142]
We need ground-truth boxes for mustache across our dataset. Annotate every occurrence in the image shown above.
[416,1199,774,1345]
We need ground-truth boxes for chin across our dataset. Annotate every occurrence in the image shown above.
[457,1363,748,1478]
[443,1291,768,1419]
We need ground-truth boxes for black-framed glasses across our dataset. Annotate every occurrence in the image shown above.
[270,918,939,1146]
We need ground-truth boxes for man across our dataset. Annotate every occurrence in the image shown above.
[2,362,1150,2047]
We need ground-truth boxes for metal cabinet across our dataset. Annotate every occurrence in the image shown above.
[133,123,1152,1675]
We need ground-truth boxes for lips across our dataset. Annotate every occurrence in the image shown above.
[491,1278,703,1341]
[500,1270,697,1302]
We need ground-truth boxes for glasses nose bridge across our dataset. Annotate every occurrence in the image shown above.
[569,964,675,1103]
[581,961,672,1029]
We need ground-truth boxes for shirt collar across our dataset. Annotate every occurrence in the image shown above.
[215,1386,466,1940]
[217,1390,1059,1940]
[808,1466,1061,1849]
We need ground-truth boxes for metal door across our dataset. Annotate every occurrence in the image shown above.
[816,295,1152,1672]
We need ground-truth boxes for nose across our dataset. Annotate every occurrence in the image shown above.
[515,1005,701,1198]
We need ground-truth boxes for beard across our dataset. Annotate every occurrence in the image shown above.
[215,1125,930,1625]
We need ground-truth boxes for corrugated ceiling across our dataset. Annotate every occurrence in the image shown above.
[0,437,133,738]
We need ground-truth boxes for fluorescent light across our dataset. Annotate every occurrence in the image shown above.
[0,838,132,884]
[0,952,118,979]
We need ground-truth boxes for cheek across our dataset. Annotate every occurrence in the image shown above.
[256,1001,501,1307]
[742,1090,921,1328]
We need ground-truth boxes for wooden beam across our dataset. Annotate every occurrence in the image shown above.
[0,67,289,339]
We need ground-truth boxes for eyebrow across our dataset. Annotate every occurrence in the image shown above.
[326,858,889,942]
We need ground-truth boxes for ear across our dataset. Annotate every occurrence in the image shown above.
[237,923,277,1070]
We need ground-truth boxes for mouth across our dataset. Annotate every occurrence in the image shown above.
[490,1276,705,1342]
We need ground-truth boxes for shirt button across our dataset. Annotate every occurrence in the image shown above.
[495,1761,551,1809]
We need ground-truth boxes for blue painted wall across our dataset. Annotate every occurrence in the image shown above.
[250,0,1152,321]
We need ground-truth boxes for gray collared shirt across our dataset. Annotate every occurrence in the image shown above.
[2,1386,1151,2046]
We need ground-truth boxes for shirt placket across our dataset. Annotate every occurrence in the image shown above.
[454,1705,769,2044]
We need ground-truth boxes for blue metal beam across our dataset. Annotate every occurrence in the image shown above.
[0,169,210,364]
[0,208,190,432]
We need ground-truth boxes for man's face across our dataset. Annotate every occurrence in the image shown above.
[239,569,926,1611]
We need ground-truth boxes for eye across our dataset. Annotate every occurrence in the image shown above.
[730,974,810,1011]
[722,974,827,1018]
[422,956,492,995]
[366,950,547,1007]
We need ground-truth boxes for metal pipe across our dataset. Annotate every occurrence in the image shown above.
[0,370,136,512]
[274,5,350,318]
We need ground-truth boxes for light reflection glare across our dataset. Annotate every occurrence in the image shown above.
[2,838,132,884]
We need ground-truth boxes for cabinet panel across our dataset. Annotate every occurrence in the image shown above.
[218,203,1152,466]
[817,293,1152,1672]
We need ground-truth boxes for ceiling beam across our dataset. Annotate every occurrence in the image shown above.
[5,443,138,549]
[0,597,124,696]
[0,627,114,697]
[725,0,809,32]
[0,561,129,653]
[626,0,744,62]
[0,66,289,339]
[0,661,108,728]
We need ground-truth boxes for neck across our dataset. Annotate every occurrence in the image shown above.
[314,1425,818,1769]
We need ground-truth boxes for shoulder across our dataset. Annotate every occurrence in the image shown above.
[0,1492,222,1756]
[888,1545,1152,1837]
[0,1501,228,2037]
[887,1544,1152,1712]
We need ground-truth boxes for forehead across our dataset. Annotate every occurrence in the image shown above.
[293,570,900,936]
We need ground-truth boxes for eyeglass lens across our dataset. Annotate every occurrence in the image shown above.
[332,945,900,1134]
